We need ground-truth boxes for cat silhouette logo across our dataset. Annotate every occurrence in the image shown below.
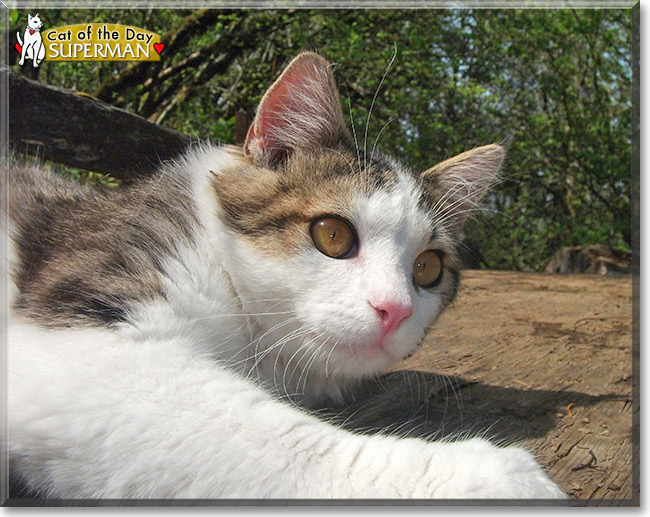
[16,13,46,67]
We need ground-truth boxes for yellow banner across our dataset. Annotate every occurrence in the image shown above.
[42,24,163,62]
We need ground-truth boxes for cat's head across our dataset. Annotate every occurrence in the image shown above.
[212,52,503,400]
[27,13,43,30]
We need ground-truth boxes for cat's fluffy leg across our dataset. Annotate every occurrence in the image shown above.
[9,319,336,498]
[8,319,565,499]
[329,432,567,499]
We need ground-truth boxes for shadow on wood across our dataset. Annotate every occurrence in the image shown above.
[313,370,624,445]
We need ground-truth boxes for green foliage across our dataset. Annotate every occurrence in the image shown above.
[52,165,122,189]
[10,8,633,271]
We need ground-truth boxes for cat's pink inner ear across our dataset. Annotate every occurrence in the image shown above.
[421,144,504,230]
[245,52,348,167]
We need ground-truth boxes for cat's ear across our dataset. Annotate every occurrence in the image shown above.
[420,144,504,231]
[244,52,349,168]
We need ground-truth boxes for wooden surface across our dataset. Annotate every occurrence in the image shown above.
[5,68,193,182]
[322,270,636,505]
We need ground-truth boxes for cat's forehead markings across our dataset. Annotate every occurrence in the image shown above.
[211,146,451,259]
[352,171,432,242]
[215,150,393,230]
[362,154,400,191]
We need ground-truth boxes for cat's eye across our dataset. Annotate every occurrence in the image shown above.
[310,216,357,259]
[413,250,444,288]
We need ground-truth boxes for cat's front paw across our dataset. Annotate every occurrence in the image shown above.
[437,438,567,499]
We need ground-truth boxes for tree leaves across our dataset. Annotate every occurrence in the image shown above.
[11,7,633,271]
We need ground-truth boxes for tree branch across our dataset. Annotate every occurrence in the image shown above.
[94,9,225,103]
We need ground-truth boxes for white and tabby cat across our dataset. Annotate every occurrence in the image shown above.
[6,52,566,499]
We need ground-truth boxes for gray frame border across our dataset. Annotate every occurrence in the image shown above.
[0,0,640,508]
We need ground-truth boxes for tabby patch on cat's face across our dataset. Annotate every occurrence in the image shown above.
[212,148,400,257]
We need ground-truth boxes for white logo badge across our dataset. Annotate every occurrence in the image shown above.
[16,13,46,68]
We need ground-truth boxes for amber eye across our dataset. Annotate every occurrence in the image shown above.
[413,250,444,288]
[310,216,357,259]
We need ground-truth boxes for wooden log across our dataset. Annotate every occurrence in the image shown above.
[5,68,195,182]
[545,245,632,275]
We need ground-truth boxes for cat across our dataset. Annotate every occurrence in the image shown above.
[16,13,46,68]
[6,51,566,500]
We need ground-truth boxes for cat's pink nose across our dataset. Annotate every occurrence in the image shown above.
[371,301,413,336]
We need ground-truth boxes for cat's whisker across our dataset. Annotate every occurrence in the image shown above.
[241,318,303,376]
[432,181,501,225]
[405,370,425,411]
[183,309,295,324]
[324,336,342,379]
[281,331,325,395]
[236,297,296,304]
[251,324,310,370]
[363,43,397,174]
[271,326,318,381]
[323,148,358,176]
[441,174,506,216]
[432,167,504,218]
[245,316,300,351]
[435,205,499,229]
[418,352,467,428]
[369,116,397,166]
[297,339,326,393]
[346,92,363,173]
[240,317,318,376]
[428,179,476,217]
[273,334,308,401]
[337,401,373,430]
[169,298,298,329]
[423,186,470,232]
[297,336,332,394]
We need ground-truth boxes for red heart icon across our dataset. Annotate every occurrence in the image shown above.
[153,43,165,55]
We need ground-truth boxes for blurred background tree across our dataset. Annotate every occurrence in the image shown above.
[8,7,633,271]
